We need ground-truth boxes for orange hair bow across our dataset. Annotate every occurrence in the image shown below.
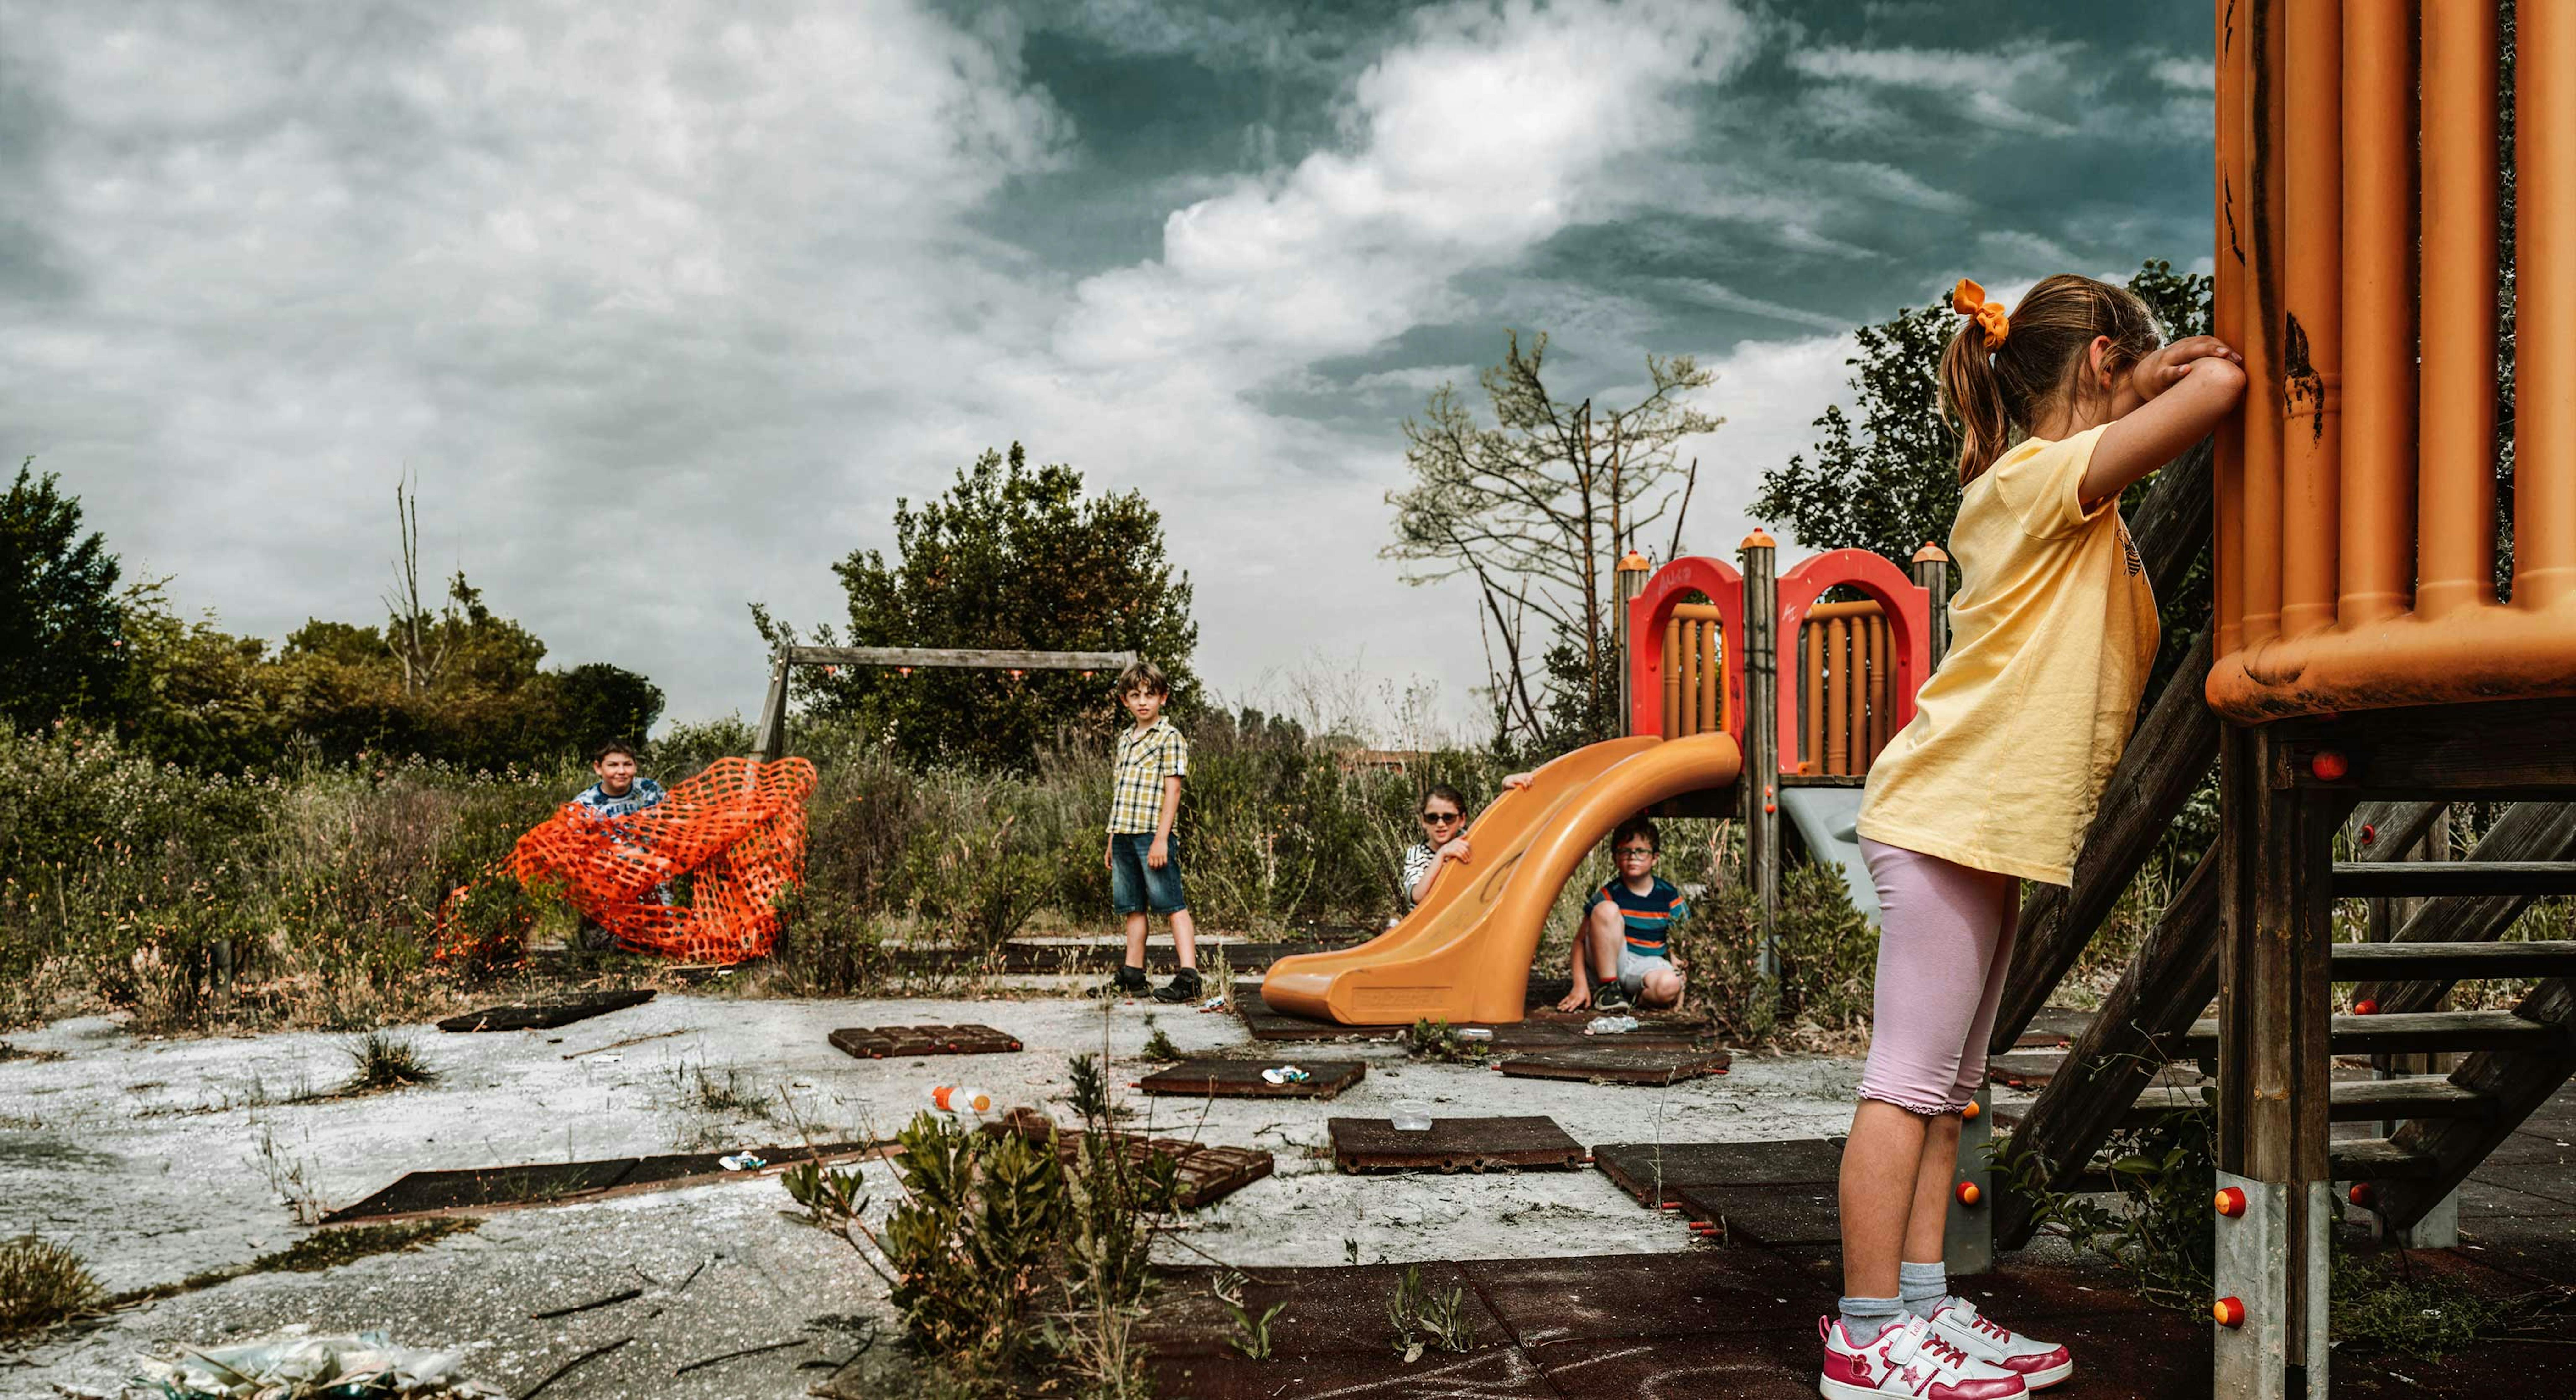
[1952,278,2010,350]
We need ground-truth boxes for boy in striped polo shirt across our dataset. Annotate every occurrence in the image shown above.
[1557,816,1689,1013]
[1103,660,1201,1004]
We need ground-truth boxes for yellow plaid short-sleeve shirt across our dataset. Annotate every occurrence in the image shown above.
[1108,719,1189,833]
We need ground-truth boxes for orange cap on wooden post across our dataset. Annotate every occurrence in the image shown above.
[1911,542,1951,564]
[1617,550,1652,572]
[1741,528,1775,550]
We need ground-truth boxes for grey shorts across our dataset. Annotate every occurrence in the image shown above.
[1617,946,1674,998]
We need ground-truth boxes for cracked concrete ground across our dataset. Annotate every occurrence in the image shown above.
[0,988,1863,1398]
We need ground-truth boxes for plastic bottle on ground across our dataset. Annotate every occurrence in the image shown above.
[1585,1014,1641,1035]
[926,1084,992,1116]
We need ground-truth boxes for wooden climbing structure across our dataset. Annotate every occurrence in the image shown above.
[1986,6,2576,1397]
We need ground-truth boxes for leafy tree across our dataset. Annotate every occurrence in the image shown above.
[0,461,129,733]
[1753,261,2214,567]
[763,444,1199,771]
[1385,333,1719,753]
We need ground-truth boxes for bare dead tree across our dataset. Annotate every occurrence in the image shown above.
[1385,332,1722,740]
[383,476,452,696]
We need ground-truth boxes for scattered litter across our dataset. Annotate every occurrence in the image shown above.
[1390,1104,1435,1132]
[719,1153,768,1171]
[1199,994,1230,1012]
[1261,1065,1312,1086]
[1457,1027,1493,1041]
[924,1084,992,1116]
[125,1326,503,1398]
[1585,1015,1641,1035]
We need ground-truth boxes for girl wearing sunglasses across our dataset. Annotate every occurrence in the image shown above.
[1397,773,1534,907]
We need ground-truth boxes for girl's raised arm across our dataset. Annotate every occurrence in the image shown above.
[2080,337,2246,509]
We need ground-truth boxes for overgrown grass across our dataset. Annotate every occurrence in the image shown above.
[0,713,1510,1033]
[0,1235,104,1342]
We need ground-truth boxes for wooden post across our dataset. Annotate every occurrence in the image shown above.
[753,653,791,763]
[1742,530,1780,993]
[1617,551,1651,738]
[1911,543,1951,667]
[2215,721,2341,1398]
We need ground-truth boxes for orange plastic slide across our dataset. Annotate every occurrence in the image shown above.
[1261,732,1743,1026]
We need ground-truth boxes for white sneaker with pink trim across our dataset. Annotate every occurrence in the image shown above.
[1818,1314,2028,1399]
[1922,1299,2073,1389]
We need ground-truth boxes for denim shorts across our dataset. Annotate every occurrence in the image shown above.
[1108,832,1189,915]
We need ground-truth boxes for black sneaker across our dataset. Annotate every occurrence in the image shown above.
[1151,967,1204,1004]
[1590,981,1630,1012]
[1091,964,1150,999]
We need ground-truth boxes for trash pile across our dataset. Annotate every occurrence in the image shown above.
[89,1327,505,1399]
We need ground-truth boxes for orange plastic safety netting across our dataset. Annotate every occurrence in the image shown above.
[442,756,819,964]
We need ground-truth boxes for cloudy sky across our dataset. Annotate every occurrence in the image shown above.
[0,0,2213,737]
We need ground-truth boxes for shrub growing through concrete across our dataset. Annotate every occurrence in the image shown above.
[0,1235,104,1341]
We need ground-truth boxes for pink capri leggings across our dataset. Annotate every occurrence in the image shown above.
[1856,838,2020,1116]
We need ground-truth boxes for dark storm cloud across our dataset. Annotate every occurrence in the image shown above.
[0,0,2211,734]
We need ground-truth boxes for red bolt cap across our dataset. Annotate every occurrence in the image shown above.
[2214,1297,2247,1328]
[1961,1100,1981,1121]
[2349,1182,2377,1207]
[2354,998,2379,1016]
[1955,1181,1981,1207]
[2214,1187,2247,1218]
[2311,750,2350,781]
[2358,822,2378,845]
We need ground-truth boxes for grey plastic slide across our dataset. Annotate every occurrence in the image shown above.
[1777,786,1882,926]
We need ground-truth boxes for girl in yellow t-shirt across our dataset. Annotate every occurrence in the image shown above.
[1819,276,2245,1397]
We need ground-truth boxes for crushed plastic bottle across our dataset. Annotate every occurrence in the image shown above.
[926,1084,993,1116]
[1585,1015,1641,1036]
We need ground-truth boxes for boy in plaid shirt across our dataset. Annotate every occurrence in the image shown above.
[1104,660,1200,1003]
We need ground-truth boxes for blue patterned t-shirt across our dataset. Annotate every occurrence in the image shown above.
[573,776,665,820]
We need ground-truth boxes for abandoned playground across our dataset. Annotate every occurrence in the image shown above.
[23,7,2576,1399]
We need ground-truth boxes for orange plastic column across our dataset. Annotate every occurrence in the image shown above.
[2417,0,2499,620]
[2339,0,2418,627]
[1669,615,1690,741]
[1700,618,1722,738]
[2238,0,2288,648]
[2520,0,2576,609]
[1826,617,1851,776]
[2279,0,2342,639]
[2213,0,2249,656]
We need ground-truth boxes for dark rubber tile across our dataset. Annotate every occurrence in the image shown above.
[1529,1332,1824,1399]
[1461,1251,1832,1348]
[1148,1345,1563,1399]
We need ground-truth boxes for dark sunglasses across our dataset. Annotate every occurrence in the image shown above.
[1420,811,1463,823]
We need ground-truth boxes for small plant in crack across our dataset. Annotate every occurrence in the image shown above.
[1138,1016,1181,1061]
[1224,1297,1285,1360]
[341,1031,436,1093]
[1386,1264,1474,1362]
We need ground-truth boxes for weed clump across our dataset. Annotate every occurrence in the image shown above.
[1403,1018,1486,1062]
[1385,1264,1475,1362]
[804,1053,1174,1396]
[1138,1017,1180,1061]
[341,1031,436,1093]
[0,1235,105,1341]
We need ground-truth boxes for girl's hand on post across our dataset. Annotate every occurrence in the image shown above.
[2128,335,2242,403]
[1502,772,1535,791]
[1439,837,1471,864]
